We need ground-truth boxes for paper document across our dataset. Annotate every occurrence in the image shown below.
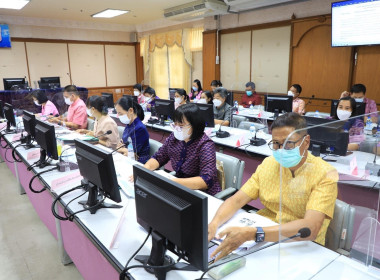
[57,133,96,141]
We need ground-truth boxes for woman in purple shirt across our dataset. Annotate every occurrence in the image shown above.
[144,103,221,196]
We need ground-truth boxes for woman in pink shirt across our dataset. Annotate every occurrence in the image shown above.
[32,90,59,116]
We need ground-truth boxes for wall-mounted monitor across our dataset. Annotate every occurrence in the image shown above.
[332,0,380,47]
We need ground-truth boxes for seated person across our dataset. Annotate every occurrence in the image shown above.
[340,83,378,123]
[208,113,338,261]
[144,103,221,195]
[32,90,59,116]
[241,81,261,108]
[174,89,189,109]
[142,86,159,112]
[288,84,305,115]
[213,87,231,126]
[50,85,87,129]
[198,91,213,105]
[189,79,203,101]
[133,83,144,104]
[115,97,150,164]
[331,96,364,151]
[76,96,120,149]
[210,80,223,92]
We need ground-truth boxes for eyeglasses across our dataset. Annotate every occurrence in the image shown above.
[170,123,191,132]
[268,135,306,151]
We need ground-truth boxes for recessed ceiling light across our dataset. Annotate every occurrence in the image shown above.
[0,0,30,10]
[91,9,129,18]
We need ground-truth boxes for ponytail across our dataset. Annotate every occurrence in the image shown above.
[116,97,144,120]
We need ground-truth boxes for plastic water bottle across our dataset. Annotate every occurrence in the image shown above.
[365,117,372,132]
[314,110,321,118]
[234,101,239,108]
[249,124,256,138]
[127,137,135,160]
[249,104,254,113]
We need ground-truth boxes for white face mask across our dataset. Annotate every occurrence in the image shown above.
[213,99,222,107]
[64,97,73,105]
[86,108,93,117]
[198,98,207,104]
[119,114,130,125]
[337,109,352,120]
[34,100,41,106]
[144,96,151,103]
[174,97,182,104]
[134,90,140,96]
[355,98,364,103]
[173,126,190,141]
[287,91,294,97]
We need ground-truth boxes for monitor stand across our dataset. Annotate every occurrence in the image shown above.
[35,149,50,168]
[78,180,122,214]
[273,109,280,120]
[135,231,198,280]
[5,122,15,134]
[23,135,35,150]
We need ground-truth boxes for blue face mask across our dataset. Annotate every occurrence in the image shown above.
[272,138,306,168]
[355,98,364,103]
[246,90,253,96]
[192,86,198,92]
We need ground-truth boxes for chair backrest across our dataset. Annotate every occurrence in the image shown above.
[231,115,248,128]
[149,139,163,157]
[238,121,265,131]
[325,199,356,254]
[87,118,95,131]
[215,152,245,191]
[117,126,124,141]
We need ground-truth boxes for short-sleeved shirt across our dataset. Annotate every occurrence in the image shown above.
[293,98,306,115]
[363,97,378,119]
[122,117,150,164]
[152,133,221,196]
[41,100,59,116]
[67,98,87,129]
[214,102,232,122]
[241,153,338,245]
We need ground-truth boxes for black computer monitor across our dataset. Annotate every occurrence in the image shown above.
[3,103,16,133]
[305,118,349,156]
[155,99,175,125]
[3,78,26,90]
[330,99,366,117]
[35,119,58,168]
[39,77,60,89]
[169,88,180,100]
[265,95,293,118]
[101,92,114,108]
[195,103,215,127]
[122,94,138,104]
[0,100,4,119]
[22,110,36,149]
[74,139,122,214]
[133,165,208,278]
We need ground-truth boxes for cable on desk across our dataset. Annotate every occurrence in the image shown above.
[233,143,249,150]
[29,166,59,193]
[11,143,23,163]
[65,197,106,222]
[51,185,85,221]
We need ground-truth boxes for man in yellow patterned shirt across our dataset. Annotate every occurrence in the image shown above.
[209,113,338,261]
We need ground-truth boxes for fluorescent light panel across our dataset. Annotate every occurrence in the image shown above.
[0,0,30,9]
[92,9,129,18]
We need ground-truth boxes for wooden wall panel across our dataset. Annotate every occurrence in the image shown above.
[135,42,144,85]
[352,46,380,103]
[68,44,106,88]
[105,45,136,87]
[202,31,219,91]
[0,42,29,90]
[290,19,352,100]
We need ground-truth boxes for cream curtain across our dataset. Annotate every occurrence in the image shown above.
[149,45,169,99]
[168,44,191,92]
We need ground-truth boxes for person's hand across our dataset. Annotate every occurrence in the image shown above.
[86,131,94,137]
[208,222,218,242]
[147,104,152,109]
[76,129,86,134]
[210,227,256,261]
[340,91,350,98]
[129,175,134,182]
[249,101,252,105]
[49,117,59,123]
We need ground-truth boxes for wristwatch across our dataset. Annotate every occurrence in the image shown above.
[58,121,62,126]
[255,227,265,243]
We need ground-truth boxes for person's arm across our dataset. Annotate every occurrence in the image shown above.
[253,94,262,106]
[60,120,80,130]
[144,158,160,170]
[299,99,306,115]
[241,95,248,107]
[214,119,229,126]
[172,177,207,190]
[76,129,89,134]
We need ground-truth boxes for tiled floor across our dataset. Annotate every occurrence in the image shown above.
[0,160,83,280]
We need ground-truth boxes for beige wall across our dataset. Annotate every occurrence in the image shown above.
[0,42,29,86]
[191,51,203,85]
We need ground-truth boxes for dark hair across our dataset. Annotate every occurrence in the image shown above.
[32,90,48,104]
[175,88,189,102]
[173,103,205,140]
[351,83,366,95]
[86,96,108,115]
[143,86,156,97]
[202,91,213,104]
[116,97,144,121]
[191,79,203,94]
[291,84,302,94]
[245,82,255,89]
[133,83,142,92]
[271,112,307,134]
[333,96,357,120]
[210,80,222,87]
[213,87,228,99]
[64,85,79,95]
